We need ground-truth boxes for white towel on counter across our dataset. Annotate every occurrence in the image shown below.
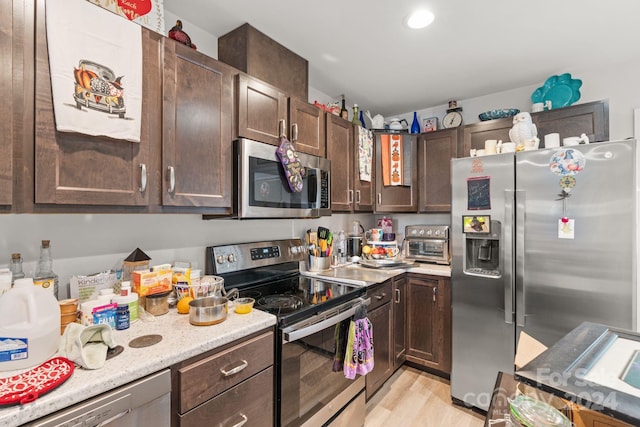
[58,322,118,370]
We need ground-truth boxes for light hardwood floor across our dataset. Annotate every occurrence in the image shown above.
[365,366,485,427]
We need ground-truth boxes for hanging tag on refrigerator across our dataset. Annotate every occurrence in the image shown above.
[558,217,574,239]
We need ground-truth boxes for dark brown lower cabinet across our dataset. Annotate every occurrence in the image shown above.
[405,274,451,376]
[172,329,274,427]
[365,280,393,399]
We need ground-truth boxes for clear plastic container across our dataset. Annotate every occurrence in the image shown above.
[0,278,60,371]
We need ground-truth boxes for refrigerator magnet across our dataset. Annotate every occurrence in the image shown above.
[463,215,491,234]
[558,217,575,239]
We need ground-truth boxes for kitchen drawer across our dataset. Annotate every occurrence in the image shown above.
[177,330,273,413]
[178,366,273,427]
[367,280,393,311]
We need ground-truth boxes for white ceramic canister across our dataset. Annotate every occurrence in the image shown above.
[0,278,60,371]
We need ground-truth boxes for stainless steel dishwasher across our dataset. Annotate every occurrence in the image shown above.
[26,369,171,427]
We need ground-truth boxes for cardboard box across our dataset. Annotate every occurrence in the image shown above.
[132,270,171,297]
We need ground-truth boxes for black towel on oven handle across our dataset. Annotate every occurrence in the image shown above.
[332,319,350,372]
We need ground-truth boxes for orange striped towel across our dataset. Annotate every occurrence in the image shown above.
[381,134,390,186]
[390,134,403,186]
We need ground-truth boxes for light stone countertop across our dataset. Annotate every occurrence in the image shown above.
[0,308,276,426]
[301,262,451,287]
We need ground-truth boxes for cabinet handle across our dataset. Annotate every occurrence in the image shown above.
[375,292,386,301]
[220,360,248,376]
[230,413,248,427]
[348,190,354,204]
[168,166,175,193]
[279,119,287,138]
[377,193,382,205]
[356,190,361,204]
[432,287,437,303]
[395,288,400,303]
[139,163,147,193]
[291,123,298,142]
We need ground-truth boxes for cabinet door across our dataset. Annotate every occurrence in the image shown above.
[374,133,418,213]
[34,17,159,206]
[460,117,512,158]
[393,276,406,368]
[418,129,458,212]
[460,100,609,156]
[366,302,392,399]
[406,275,451,375]
[0,0,15,206]
[327,114,353,211]
[534,100,609,144]
[235,74,286,146]
[162,41,233,209]
[289,96,325,157]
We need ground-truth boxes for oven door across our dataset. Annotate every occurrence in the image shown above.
[235,138,331,218]
[404,238,450,264]
[280,298,368,427]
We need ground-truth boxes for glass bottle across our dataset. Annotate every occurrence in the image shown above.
[340,95,348,120]
[359,110,366,128]
[352,104,360,125]
[411,111,421,134]
[9,253,25,285]
[34,240,59,299]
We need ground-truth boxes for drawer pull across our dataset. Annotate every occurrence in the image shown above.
[220,360,248,376]
[375,292,386,301]
[230,413,248,427]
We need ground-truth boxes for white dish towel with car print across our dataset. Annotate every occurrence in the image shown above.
[46,0,142,142]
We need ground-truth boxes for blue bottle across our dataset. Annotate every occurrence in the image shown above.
[359,110,366,129]
[410,111,420,134]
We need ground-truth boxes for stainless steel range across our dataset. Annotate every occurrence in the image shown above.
[206,239,368,427]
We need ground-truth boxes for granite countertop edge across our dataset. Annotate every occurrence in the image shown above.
[0,309,277,426]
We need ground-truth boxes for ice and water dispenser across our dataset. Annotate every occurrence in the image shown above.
[463,219,502,277]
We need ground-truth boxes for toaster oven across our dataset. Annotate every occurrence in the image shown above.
[402,225,450,265]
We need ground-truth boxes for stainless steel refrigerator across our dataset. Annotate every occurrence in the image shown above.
[450,139,638,410]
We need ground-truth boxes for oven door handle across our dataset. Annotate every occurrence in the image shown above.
[282,298,370,343]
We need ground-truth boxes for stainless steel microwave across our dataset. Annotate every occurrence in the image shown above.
[233,138,331,219]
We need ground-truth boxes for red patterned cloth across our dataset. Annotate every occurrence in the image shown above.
[0,357,74,406]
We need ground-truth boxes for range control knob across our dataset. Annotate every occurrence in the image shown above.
[410,229,418,236]
[291,246,300,254]
[216,255,225,264]
[227,254,236,263]
[434,230,441,236]
[418,229,425,235]
[426,229,433,236]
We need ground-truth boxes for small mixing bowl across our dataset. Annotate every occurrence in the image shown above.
[234,297,255,314]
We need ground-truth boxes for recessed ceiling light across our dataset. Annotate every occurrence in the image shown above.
[406,9,435,29]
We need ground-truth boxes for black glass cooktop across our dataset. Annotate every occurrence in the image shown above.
[220,263,365,327]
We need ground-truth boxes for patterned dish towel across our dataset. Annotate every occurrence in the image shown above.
[343,317,374,379]
[358,127,373,182]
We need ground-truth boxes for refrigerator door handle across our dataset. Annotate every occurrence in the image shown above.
[515,189,526,327]
[504,189,514,325]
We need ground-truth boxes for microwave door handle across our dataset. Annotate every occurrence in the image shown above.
[307,171,318,203]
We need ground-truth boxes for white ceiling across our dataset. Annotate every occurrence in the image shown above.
[162,0,640,117]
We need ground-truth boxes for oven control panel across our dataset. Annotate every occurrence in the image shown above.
[205,239,305,275]
[250,245,280,260]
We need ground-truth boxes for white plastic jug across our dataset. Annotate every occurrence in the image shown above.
[0,278,60,371]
